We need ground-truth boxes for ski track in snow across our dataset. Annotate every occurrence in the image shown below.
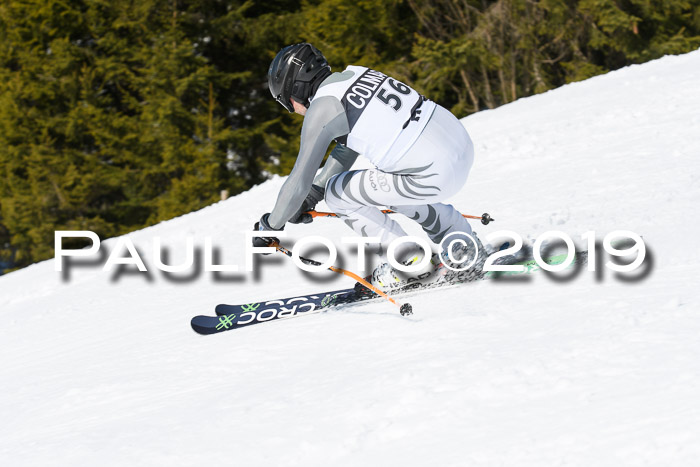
[1,50,700,466]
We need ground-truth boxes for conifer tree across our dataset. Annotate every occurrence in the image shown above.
[2,0,699,271]
[0,0,255,267]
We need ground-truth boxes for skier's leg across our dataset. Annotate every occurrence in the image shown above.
[324,171,438,289]
[389,203,472,244]
[324,164,470,286]
[382,104,476,246]
[324,104,480,289]
[387,202,488,284]
[325,104,474,244]
[324,169,421,262]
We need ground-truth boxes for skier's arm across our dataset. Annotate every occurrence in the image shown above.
[284,143,360,224]
[312,143,359,189]
[267,97,350,229]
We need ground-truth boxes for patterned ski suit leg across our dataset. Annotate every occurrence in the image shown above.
[325,105,475,260]
[389,203,472,244]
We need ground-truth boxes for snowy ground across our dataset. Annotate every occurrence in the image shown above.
[1,50,700,466]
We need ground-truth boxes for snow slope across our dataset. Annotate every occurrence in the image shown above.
[2,50,700,466]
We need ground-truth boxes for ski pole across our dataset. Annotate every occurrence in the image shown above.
[308,210,495,225]
[270,241,413,316]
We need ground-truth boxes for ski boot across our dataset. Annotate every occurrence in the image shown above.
[436,232,489,283]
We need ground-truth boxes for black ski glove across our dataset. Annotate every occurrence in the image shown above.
[252,213,282,253]
[288,184,325,224]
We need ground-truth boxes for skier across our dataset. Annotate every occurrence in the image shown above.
[253,43,487,291]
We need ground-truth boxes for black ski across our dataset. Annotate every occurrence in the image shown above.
[190,250,588,335]
[190,286,366,335]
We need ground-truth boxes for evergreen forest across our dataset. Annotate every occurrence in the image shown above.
[1,0,699,270]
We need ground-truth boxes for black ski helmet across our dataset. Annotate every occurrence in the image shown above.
[268,43,331,112]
